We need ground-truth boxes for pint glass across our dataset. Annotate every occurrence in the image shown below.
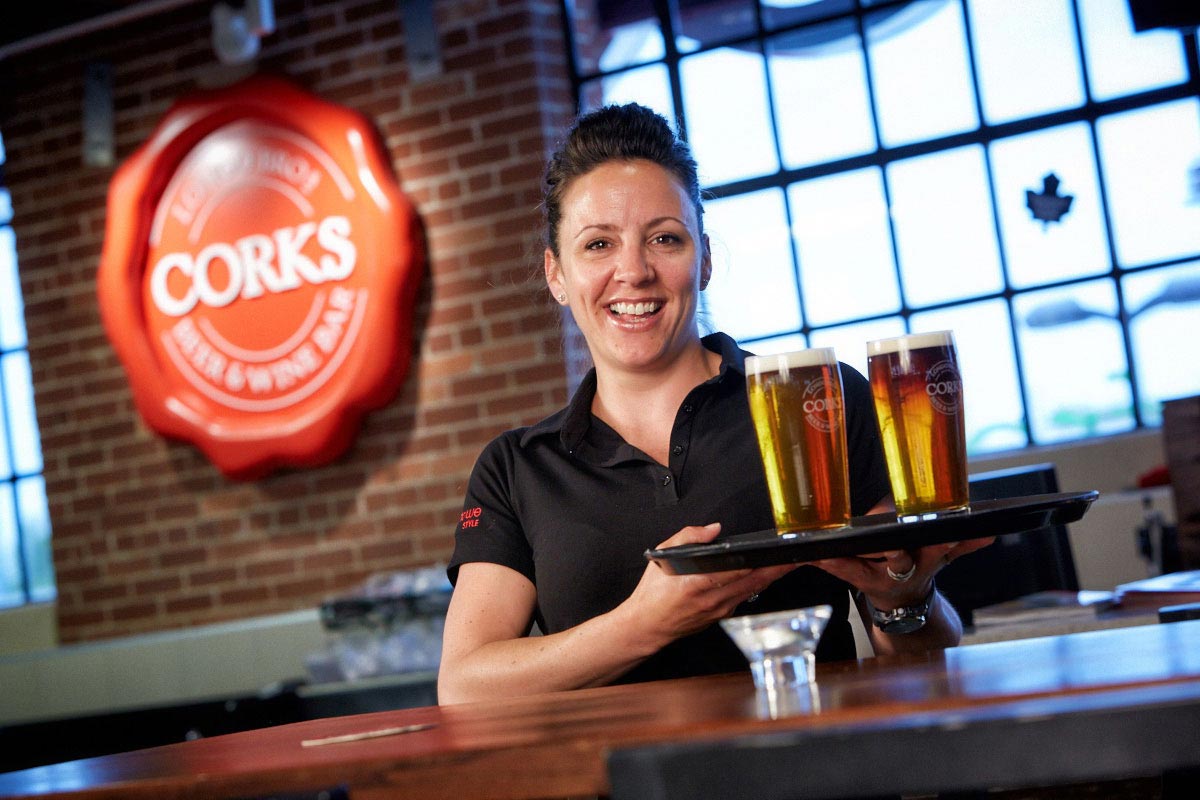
[746,348,850,533]
[866,331,969,520]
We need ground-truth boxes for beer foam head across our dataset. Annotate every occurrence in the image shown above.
[866,330,955,357]
[745,347,836,376]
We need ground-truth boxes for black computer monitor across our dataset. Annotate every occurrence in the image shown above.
[936,463,1081,626]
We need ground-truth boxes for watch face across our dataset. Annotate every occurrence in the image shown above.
[869,586,935,634]
[880,615,927,635]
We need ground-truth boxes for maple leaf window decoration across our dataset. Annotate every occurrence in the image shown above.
[1026,172,1074,227]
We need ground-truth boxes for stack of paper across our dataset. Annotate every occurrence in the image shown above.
[971,590,1115,627]
[1113,570,1200,611]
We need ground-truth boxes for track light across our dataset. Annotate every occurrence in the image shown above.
[211,0,275,65]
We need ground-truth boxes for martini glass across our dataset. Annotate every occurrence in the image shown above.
[720,604,832,694]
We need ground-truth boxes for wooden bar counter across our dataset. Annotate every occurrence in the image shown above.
[2,620,1199,800]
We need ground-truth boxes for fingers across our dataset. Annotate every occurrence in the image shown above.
[811,556,868,583]
[750,537,1000,610]
[813,551,928,604]
[914,537,994,569]
[947,536,996,558]
[849,554,912,585]
[723,563,797,598]
[864,538,997,575]
[884,555,918,583]
[647,530,811,615]
[655,522,722,549]
[694,563,792,609]
[698,568,752,592]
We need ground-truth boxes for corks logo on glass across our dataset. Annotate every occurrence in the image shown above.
[801,376,842,433]
[924,360,964,416]
[98,76,424,479]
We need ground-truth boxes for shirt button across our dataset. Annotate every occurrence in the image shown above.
[662,475,672,486]
[672,445,683,456]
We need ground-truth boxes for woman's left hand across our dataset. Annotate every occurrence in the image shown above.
[813,536,994,609]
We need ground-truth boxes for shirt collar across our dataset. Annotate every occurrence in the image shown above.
[519,332,746,451]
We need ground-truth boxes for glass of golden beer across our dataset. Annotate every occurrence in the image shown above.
[746,348,850,534]
[866,330,969,521]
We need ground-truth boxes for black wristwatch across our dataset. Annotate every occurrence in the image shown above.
[867,584,936,635]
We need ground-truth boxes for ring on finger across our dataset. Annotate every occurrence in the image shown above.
[886,562,917,582]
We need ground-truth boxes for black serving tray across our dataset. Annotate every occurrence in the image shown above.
[645,491,1099,575]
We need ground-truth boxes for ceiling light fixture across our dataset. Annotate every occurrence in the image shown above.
[211,0,275,66]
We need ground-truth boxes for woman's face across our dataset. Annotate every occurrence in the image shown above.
[545,159,711,377]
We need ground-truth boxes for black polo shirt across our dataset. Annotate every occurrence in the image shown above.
[448,332,890,684]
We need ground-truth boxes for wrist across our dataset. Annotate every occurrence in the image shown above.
[868,578,936,612]
[609,597,672,659]
[865,582,937,635]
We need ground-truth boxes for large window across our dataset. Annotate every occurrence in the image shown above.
[0,130,55,608]
[562,0,1200,454]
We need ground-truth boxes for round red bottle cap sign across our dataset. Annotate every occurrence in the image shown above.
[98,76,423,479]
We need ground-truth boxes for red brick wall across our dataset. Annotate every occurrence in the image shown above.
[0,0,575,643]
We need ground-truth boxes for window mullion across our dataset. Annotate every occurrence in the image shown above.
[558,0,1199,451]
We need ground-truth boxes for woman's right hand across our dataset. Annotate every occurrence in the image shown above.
[624,523,798,645]
[439,524,797,704]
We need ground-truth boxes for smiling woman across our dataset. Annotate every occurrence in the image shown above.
[544,158,712,391]
[435,104,981,706]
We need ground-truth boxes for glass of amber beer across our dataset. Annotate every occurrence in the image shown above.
[745,348,850,534]
[866,330,969,521]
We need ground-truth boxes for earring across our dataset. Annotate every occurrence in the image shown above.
[557,293,567,302]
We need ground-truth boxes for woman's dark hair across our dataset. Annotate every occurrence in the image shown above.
[542,103,703,257]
